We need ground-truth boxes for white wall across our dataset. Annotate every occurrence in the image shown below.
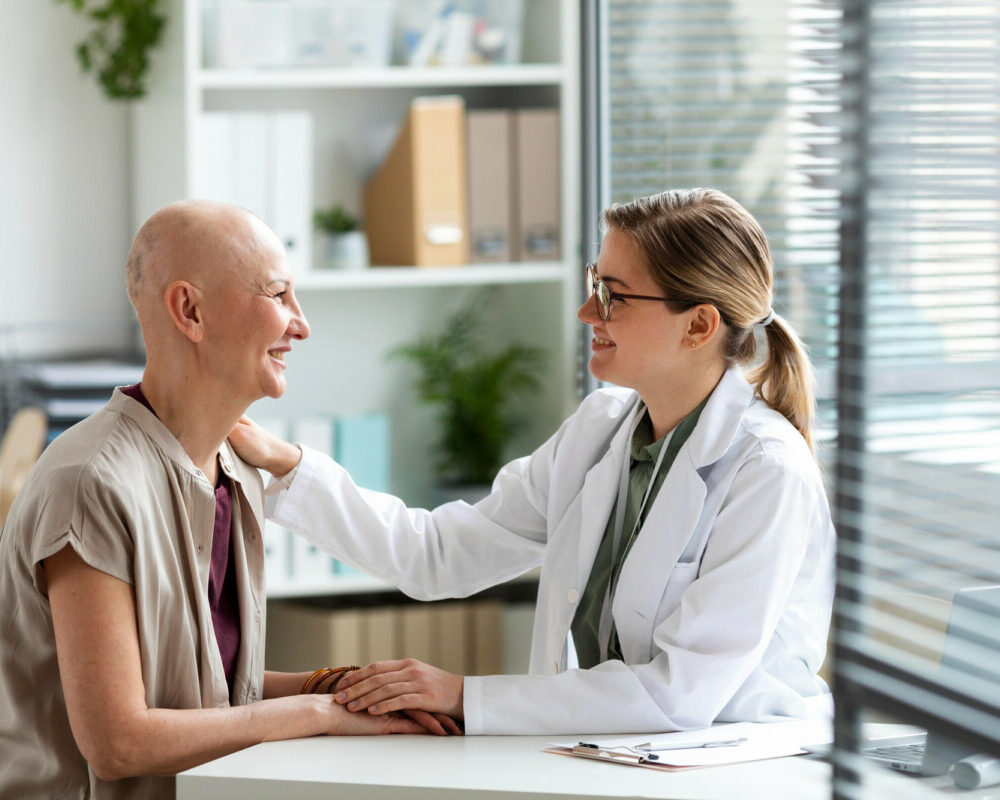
[0,0,134,357]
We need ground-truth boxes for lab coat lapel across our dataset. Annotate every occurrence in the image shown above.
[532,393,641,673]
[613,454,707,660]
[576,399,642,584]
[611,368,754,662]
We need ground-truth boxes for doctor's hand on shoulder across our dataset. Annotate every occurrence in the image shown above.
[333,659,465,733]
[229,416,302,477]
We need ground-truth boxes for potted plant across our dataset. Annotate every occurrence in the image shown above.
[55,0,166,100]
[313,205,369,270]
[389,290,545,502]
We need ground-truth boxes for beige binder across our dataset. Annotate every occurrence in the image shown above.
[466,109,513,262]
[435,602,470,675]
[365,95,469,266]
[264,602,364,671]
[363,606,401,663]
[400,604,437,663]
[512,109,561,261]
[470,600,504,675]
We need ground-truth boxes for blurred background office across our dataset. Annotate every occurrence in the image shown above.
[1,2,998,796]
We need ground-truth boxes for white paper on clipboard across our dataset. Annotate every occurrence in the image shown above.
[548,720,832,768]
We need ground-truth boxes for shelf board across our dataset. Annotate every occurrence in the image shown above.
[265,567,541,600]
[294,262,566,290]
[266,574,394,599]
[198,64,566,91]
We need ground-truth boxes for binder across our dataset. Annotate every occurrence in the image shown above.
[292,415,336,458]
[232,113,269,223]
[331,413,389,578]
[191,114,234,207]
[436,602,469,675]
[512,109,561,261]
[268,112,313,278]
[252,417,294,586]
[498,600,531,674]
[329,608,366,666]
[466,109,513,262]
[365,96,469,267]
[333,413,389,493]
[472,600,505,675]
[363,607,401,663]
[400,605,437,664]
[192,111,313,277]
[264,603,365,672]
[290,416,337,582]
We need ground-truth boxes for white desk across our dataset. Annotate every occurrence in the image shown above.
[177,727,985,800]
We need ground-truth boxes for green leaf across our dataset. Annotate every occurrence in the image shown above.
[53,0,166,100]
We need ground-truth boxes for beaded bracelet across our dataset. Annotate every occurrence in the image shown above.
[300,665,363,695]
[300,667,337,695]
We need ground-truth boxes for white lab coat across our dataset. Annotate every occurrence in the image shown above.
[269,367,835,734]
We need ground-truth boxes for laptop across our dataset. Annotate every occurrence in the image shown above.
[819,585,1000,776]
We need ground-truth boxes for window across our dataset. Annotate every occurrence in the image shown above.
[586,1,1000,794]
[832,1,1000,794]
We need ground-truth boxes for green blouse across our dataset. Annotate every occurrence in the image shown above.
[570,400,706,668]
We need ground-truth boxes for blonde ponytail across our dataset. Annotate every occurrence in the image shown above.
[746,314,816,453]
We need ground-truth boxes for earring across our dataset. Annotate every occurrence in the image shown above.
[689,340,697,348]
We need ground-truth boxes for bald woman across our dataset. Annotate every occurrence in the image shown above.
[0,202,429,800]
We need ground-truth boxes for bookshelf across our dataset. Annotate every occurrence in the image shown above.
[130,0,580,599]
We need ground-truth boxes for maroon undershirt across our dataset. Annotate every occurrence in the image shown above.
[122,384,241,697]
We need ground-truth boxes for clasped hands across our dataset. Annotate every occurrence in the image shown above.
[335,658,464,736]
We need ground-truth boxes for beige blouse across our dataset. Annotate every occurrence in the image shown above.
[0,390,266,800]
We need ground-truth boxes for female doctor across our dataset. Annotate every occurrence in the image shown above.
[230,188,835,735]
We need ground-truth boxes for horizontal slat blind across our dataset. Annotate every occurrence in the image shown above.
[597,1,1000,796]
[603,0,843,442]
[834,3,1000,792]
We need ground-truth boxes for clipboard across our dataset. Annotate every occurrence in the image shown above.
[545,720,833,772]
[545,744,693,772]
[571,743,652,765]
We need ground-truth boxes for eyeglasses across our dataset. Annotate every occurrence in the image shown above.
[585,263,673,322]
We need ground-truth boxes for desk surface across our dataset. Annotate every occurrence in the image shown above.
[177,725,981,800]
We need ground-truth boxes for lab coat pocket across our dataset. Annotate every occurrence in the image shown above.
[656,561,700,624]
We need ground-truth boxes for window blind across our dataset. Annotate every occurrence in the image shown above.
[597,0,843,436]
[832,1,1000,796]
[587,1,1000,796]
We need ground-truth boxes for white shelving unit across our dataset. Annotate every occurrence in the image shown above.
[131,0,581,598]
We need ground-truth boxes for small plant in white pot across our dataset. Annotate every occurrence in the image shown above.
[314,205,369,270]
